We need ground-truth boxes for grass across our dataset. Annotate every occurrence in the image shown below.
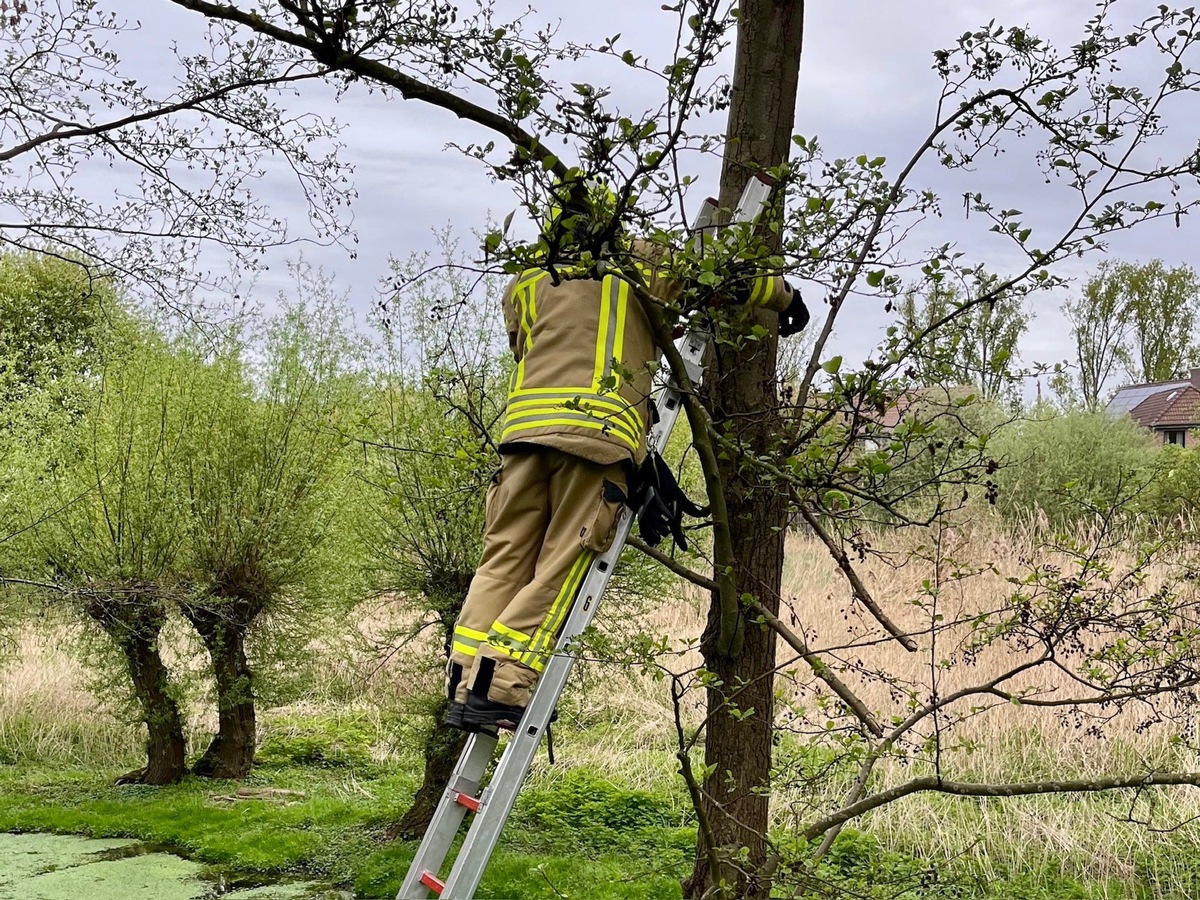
[5,527,1200,897]
[0,720,691,899]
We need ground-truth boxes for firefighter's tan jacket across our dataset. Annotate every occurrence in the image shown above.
[500,242,796,466]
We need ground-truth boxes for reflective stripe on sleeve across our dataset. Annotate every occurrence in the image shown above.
[749,275,772,306]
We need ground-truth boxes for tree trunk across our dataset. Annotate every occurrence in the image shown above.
[686,3,805,898]
[182,604,257,779]
[386,696,468,841]
[86,597,187,786]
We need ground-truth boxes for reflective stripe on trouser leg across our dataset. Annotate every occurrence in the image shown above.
[472,451,624,708]
[483,548,595,673]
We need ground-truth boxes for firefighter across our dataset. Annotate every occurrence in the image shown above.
[445,183,808,731]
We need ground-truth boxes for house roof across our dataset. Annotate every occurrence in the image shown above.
[864,384,976,430]
[1127,385,1200,430]
[1107,378,1191,415]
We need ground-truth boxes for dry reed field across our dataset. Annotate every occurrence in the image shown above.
[4,522,1200,895]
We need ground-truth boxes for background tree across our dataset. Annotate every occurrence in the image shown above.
[1065,260,1136,409]
[357,238,507,837]
[0,252,120,650]
[899,274,1030,401]
[176,268,366,779]
[13,327,193,785]
[1118,259,1200,383]
[0,0,352,301]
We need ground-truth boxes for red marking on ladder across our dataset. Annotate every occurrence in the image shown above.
[419,871,445,895]
[454,791,481,813]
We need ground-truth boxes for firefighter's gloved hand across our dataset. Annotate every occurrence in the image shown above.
[638,485,690,551]
[778,282,809,337]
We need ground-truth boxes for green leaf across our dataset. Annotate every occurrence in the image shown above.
[866,269,885,287]
[821,356,843,374]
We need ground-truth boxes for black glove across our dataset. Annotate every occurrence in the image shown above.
[637,486,682,549]
[778,282,809,337]
[629,452,709,551]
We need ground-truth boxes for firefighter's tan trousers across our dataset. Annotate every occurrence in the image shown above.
[449,447,628,709]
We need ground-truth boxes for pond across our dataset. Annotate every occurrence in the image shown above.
[0,833,343,900]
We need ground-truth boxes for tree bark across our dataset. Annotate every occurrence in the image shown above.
[182,603,257,779]
[86,596,187,786]
[386,696,469,841]
[686,3,805,898]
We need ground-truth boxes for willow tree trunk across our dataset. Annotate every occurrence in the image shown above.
[87,597,187,786]
[386,696,468,840]
[182,604,257,779]
[389,595,470,840]
[686,3,805,898]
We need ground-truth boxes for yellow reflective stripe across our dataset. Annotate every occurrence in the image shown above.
[490,620,532,644]
[517,269,548,291]
[484,640,547,672]
[593,275,614,390]
[611,278,629,380]
[511,273,545,392]
[750,275,771,306]
[506,394,641,426]
[513,284,530,390]
[525,551,595,668]
[503,407,640,447]
[502,416,640,451]
[525,275,542,334]
[455,625,488,641]
[508,387,646,433]
[452,640,479,657]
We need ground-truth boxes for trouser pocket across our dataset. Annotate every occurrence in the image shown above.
[579,478,628,552]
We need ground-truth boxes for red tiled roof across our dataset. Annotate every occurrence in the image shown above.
[1156,387,1200,427]
[1129,385,1200,429]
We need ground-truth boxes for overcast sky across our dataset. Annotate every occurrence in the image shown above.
[102,1,1200,391]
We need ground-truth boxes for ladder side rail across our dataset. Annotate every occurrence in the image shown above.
[396,730,499,899]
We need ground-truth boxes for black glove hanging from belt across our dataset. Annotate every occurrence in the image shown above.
[778,281,809,337]
[629,451,709,551]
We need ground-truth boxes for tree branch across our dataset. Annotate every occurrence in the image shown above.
[0,71,325,163]
[798,505,917,651]
[802,772,1200,841]
[167,0,569,178]
[742,594,884,738]
[629,534,717,591]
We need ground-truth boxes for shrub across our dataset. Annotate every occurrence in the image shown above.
[987,406,1157,529]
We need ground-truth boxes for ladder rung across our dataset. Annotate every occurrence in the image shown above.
[454,791,481,813]
[419,871,445,895]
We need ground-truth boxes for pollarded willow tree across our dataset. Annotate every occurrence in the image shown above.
[24,0,1200,896]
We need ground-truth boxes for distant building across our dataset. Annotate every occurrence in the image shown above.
[1107,368,1200,447]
